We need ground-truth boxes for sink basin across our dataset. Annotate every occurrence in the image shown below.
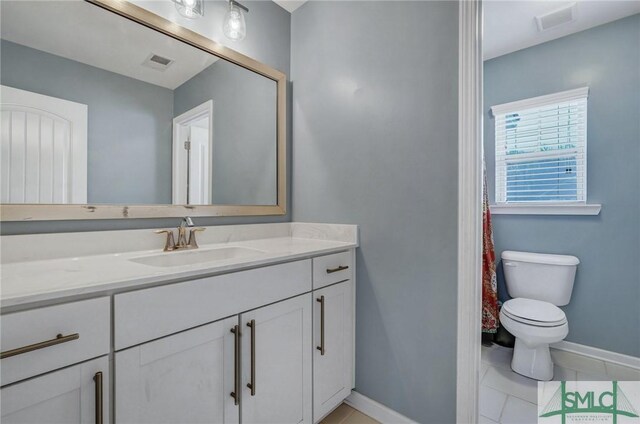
[130,247,266,268]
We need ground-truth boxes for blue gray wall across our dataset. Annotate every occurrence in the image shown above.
[1,40,174,205]
[174,59,277,205]
[2,0,291,234]
[484,15,640,357]
[291,2,459,422]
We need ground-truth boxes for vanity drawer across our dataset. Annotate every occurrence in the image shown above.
[0,297,110,386]
[114,259,312,350]
[313,251,353,289]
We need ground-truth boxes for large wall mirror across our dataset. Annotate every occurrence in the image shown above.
[0,0,286,220]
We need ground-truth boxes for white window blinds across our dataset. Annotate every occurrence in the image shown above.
[491,87,588,204]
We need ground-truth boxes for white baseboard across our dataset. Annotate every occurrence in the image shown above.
[551,341,640,370]
[345,391,417,424]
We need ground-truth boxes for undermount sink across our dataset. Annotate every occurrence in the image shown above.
[130,246,266,268]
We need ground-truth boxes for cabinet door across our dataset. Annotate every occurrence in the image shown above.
[241,294,312,424]
[115,317,238,424]
[1,356,109,424]
[313,281,354,422]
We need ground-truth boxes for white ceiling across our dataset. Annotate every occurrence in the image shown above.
[0,1,218,90]
[484,0,640,60]
[6,0,633,81]
[272,0,307,13]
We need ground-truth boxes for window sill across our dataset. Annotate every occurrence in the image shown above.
[490,204,602,216]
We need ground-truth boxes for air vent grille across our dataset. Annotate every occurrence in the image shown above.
[536,3,577,31]
[142,53,174,71]
[150,54,172,66]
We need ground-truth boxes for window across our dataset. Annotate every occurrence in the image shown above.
[491,87,588,204]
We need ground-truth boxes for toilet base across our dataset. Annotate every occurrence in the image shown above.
[511,339,553,381]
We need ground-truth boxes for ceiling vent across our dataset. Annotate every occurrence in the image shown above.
[535,3,577,32]
[142,53,174,71]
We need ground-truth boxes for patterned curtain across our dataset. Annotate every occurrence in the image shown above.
[482,167,499,333]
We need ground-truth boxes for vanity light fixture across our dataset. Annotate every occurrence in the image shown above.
[223,0,248,41]
[173,0,204,19]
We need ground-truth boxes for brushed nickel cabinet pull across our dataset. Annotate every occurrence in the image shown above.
[230,325,240,405]
[326,265,349,274]
[0,333,79,359]
[316,296,325,356]
[93,371,103,424]
[246,319,256,396]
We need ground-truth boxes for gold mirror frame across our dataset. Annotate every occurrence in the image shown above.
[0,0,286,221]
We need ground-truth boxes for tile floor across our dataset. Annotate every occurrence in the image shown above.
[320,404,380,424]
[480,343,640,424]
[320,346,640,424]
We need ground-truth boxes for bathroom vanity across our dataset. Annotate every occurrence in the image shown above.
[0,1,361,422]
[0,223,357,424]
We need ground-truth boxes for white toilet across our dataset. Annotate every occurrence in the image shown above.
[499,250,579,381]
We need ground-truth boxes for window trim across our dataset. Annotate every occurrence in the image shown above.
[490,203,601,216]
[490,86,589,116]
[491,86,590,207]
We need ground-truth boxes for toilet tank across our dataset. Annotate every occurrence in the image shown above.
[501,251,579,306]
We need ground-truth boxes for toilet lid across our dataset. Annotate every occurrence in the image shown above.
[502,298,566,326]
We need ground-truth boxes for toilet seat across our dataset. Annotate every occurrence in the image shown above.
[502,298,566,327]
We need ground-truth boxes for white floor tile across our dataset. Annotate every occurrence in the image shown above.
[499,396,537,424]
[479,344,639,424]
[479,385,508,422]
[550,349,607,375]
[481,363,490,381]
[482,345,514,370]
[552,365,577,381]
[604,362,640,381]
[482,345,493,356]
[482,366,538,403]
[576,371,610,381]
[479,415,499,424]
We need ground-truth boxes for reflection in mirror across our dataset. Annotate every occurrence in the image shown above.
[0,1,277,206]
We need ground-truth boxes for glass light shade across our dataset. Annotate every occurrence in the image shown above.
[223,3,246,41]
[174,0,204,19]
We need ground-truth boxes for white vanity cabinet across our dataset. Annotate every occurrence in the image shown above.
[312,251,353,290]
[240,294,312,424]
[113,260,312,350]
[0,297,111,386]
[313,280,354,422]
[311,251,355,421]
[116,293,314,424]
[113,259,316,424]
[1,245,356,424]
[1,356,109,424]
[0,297,110,424]
[115,317,238,424]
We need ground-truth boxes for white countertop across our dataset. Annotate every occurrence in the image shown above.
[0,223,357,309]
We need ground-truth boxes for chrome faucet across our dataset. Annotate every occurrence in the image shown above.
[155,217,205,252]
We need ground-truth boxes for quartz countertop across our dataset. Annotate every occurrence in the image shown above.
[0,223,357,309]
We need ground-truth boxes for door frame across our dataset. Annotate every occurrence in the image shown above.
[172,100,213,205]
[456,0,483,423]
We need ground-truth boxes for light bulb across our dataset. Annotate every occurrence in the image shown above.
[223,3,246,41]
[174,0,203,19]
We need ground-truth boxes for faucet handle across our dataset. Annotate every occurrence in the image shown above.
[155,229,176,252]
[188,227,206,249]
